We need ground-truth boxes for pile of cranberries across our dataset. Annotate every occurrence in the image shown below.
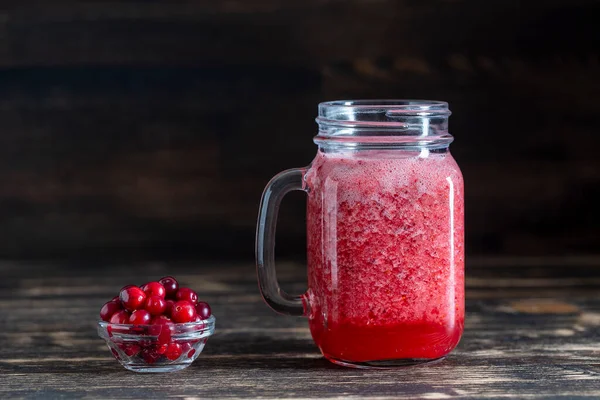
[99,276,212,364]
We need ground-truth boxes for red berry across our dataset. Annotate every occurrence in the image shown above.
[187,348,196,358]
[150,315,173,344]
[165,343,183,360]
[154,343,168,355]
[164,299,175,317]
[151,315,172,325]
[119,286,147,311]
[159,276,179,298]
[140,282,166,298]
[100,300,122,322]
[181,341,193,352]
[171,301,197,323]
[176,288,198,304]
[129,309,152,325]
[191,316,206,332]
[111,296,120,303]
[181,340,200,352]
[109,310,130,324]
[180,341,194,358]
[144,295,167,316]
[141,347,161,364]
[158,328,172,346]
[195,302,212,319]
[120,344,141,357]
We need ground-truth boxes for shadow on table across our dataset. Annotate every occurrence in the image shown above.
[191,355,338,371]
[199,334,341,370]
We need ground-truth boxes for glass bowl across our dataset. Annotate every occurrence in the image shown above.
[98,315,215,373]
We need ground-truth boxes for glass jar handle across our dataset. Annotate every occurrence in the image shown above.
[256,168,308,316]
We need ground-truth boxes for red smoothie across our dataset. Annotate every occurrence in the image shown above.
[305,149,464,363]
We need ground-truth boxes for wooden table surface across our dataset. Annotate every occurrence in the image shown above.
[1,258,600,399]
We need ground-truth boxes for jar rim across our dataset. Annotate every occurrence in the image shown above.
[319,99,449,110]
[315,100,453,148]
[317,99,451,127]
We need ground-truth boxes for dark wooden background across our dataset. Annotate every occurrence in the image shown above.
[0,1,598,261]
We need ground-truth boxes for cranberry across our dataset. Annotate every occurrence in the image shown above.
[129,309,152,325]
[154,343,168,355]
[171,300,197,323]
[119,286,147,311]
[144,295,167,316]
[180,341,194,354]
[159,276,179,298]
[140,281,166,298]
[164,299,175,317]
[195,301,212,320]
[176,288,198,304]
[109,310,130,324]
[191,317,206,332]
[158,330,171,346]
[165,343,183,360]
[181,340,201,355]
[152,315,172,325]
[120,344,141,357]
[129,325,145,334]
[181,341,196,358]
[111,295,120,303]
[100,300,122,322]
[150,315,173,345]
[141,347,161,364]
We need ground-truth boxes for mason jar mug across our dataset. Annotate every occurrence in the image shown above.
[256,100,464,368]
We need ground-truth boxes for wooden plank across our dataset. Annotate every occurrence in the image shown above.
[1,261,600,398]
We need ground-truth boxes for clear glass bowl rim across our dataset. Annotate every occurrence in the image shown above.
[98,314,216,337]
